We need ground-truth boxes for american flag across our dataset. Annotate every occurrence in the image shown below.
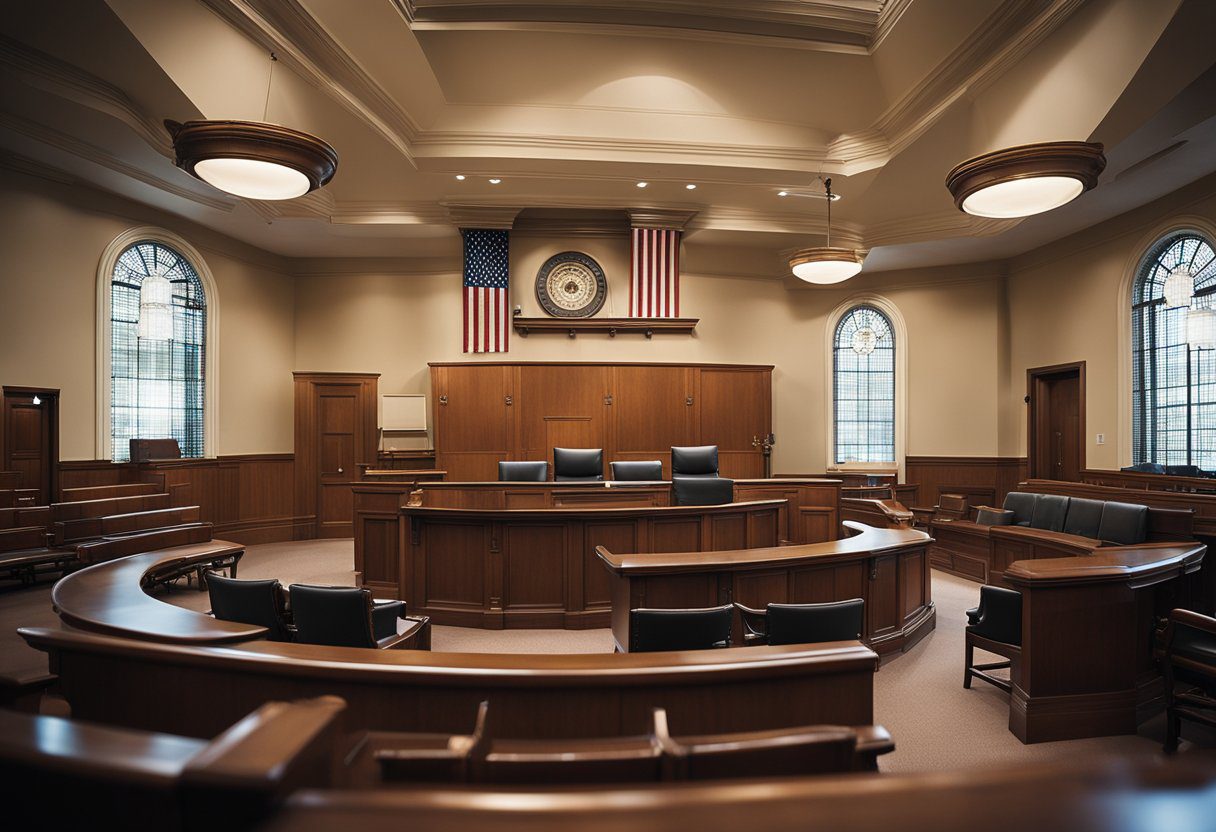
[630,227,681,318]
[462,228,510,353]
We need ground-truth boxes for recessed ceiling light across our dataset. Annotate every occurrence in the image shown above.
[455,174,465,181]
[685,184,697,190]
[778,191,789,197]
[636,181,648,188]
[488,178,502,184]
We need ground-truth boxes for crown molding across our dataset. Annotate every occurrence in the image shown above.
[871,0,915,51]
[627,208,698,230]
[0,35,173,156]
[0,112,237,212]
[0,149,80,186]
[443,203,522,228]
[862,210,1019,248]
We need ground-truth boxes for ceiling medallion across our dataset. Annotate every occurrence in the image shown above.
[165,54,337,201]
[789,177,864,285]
[945,141,1106,219]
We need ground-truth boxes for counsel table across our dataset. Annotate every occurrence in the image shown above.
[597,522,935,656]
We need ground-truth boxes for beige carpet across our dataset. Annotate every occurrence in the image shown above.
[3,538,1205,773]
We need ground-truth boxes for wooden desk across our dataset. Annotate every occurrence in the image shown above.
[597,522,935,657]
[840,498,913,528]
[399,501,787,629]
[1003,541,1206,743]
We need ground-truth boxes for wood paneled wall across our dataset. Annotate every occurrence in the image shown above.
[431,362,773,481]
[57,455,306,545]
[903,456,1027,509]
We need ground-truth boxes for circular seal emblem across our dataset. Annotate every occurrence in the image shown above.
[535,251,608,318]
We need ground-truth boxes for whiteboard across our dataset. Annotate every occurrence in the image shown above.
[381,394,427,431]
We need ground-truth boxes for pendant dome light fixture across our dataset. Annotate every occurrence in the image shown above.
[945,141,1105,219]
[1163,265,1195,310]
[138,265,174,341]
[789,178,864,284]
[166,53,338,201]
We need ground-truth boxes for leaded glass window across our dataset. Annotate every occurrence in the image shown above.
[834,305,895,464]
[1132,232,1216,469]
[110,241,206,462]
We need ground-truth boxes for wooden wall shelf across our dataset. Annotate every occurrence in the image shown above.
[512,314,698,338]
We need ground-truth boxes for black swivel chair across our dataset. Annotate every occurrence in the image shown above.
[964,586,1022,693]
[1161,608,1216,753]
[736,599,865,646]
[610,460,664,481]
[205,572,291,642]
[630,605,733,652]
[498,461,549,482]
[553,448,604,482]
[289,584,411,649]
[671,445,719,478]
[1121,461,1166,474]
[673,477,734,506]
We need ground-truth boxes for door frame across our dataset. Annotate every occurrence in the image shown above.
[1026,362,1086,480]
[1,385,60,503]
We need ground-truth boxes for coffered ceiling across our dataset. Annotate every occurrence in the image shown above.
[1,0,1214,277]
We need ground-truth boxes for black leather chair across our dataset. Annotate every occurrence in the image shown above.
[553,448,604,482]
[671,445,719,478]
[630,605,733,652]
[736,599,864,646]
[1121,462,1166,474]
[1002,492,1037,526]
[964,586,1022,693]
[672,477,734,506]
[1062,497,1105,538]
[1029,494,1070,532]
[1166,464,1207,478]
[289,584,410,649]
[1097,501,1148,544]
[1161,608,1216,753]
[498,461,549,482]
[610,460,664,481]
[205,573,291,642]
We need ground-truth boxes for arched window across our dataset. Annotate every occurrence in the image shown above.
[107,240,208,462]
[833,305,895,464]
[1132,231,1216,469]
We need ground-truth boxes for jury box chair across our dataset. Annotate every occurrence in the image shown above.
[629,604,733,652]
[964,585,1022,693]
[736,599,865,646]
[671,445,720,478]
[289,584,417,649]
[1161,608,1216,753]
[610,460,664,481]
[553,448,604,481]
[498,461,549,482]
[205,572,292,642]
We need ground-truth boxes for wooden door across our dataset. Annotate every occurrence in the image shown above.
[1028,363,1085,481]
[1,387,58,505]
[610,366,694,477]
[517,365,609,475]
[295,373,378,539]
[697,368,771,478]
[433,365,512,481]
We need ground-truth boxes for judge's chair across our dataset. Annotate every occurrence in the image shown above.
[630,605,733,652]
[964,585,1022,693]
[736,599,865,646]
[553,448,604,481]
[289,584,420,650]
[610,460,664,481]
[498,461,549,482]
[671,445,720,478]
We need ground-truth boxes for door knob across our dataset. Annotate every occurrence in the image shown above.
[338,467,343,474]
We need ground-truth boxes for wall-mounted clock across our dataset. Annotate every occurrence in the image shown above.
[535,251,608,318]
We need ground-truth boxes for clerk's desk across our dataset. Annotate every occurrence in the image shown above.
[597,522,935,658]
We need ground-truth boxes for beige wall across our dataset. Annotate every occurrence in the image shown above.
[1003,174,1216,468]
[293,231,1005,473]
[0,169,295,459]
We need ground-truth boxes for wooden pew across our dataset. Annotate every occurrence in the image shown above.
[0,505,50,530]
[0,526,74,585]
[50,492,172,524]
[60,482,162,502]
[54,505,203,546]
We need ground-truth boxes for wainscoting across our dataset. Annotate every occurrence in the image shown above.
[58,454,310,545]
[904,456,1028,510]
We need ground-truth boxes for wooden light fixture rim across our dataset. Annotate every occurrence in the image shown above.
[945,140,1106,210]
[165,119,339,192]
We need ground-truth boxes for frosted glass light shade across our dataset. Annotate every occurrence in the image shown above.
[1187,307,1216,350]
[1163,266,1195,309]
[790,247,864,284]
[138,271,174,341]
[960,176,1084,219]
[193,157,311,200]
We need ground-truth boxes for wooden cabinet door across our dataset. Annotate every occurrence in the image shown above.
[696,368,771,478]
[517,365,609,474]
[610,366,693,478]
[433,365,512,481]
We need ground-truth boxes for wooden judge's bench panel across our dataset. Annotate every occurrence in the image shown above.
[430,362,772,481]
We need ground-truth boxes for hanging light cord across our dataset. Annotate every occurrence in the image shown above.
[262,53,277,122]
[824,177,834,247]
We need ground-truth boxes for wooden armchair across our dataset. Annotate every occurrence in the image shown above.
[1161,608,1216,753]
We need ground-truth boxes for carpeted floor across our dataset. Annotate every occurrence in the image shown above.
[2,537,1204,773]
